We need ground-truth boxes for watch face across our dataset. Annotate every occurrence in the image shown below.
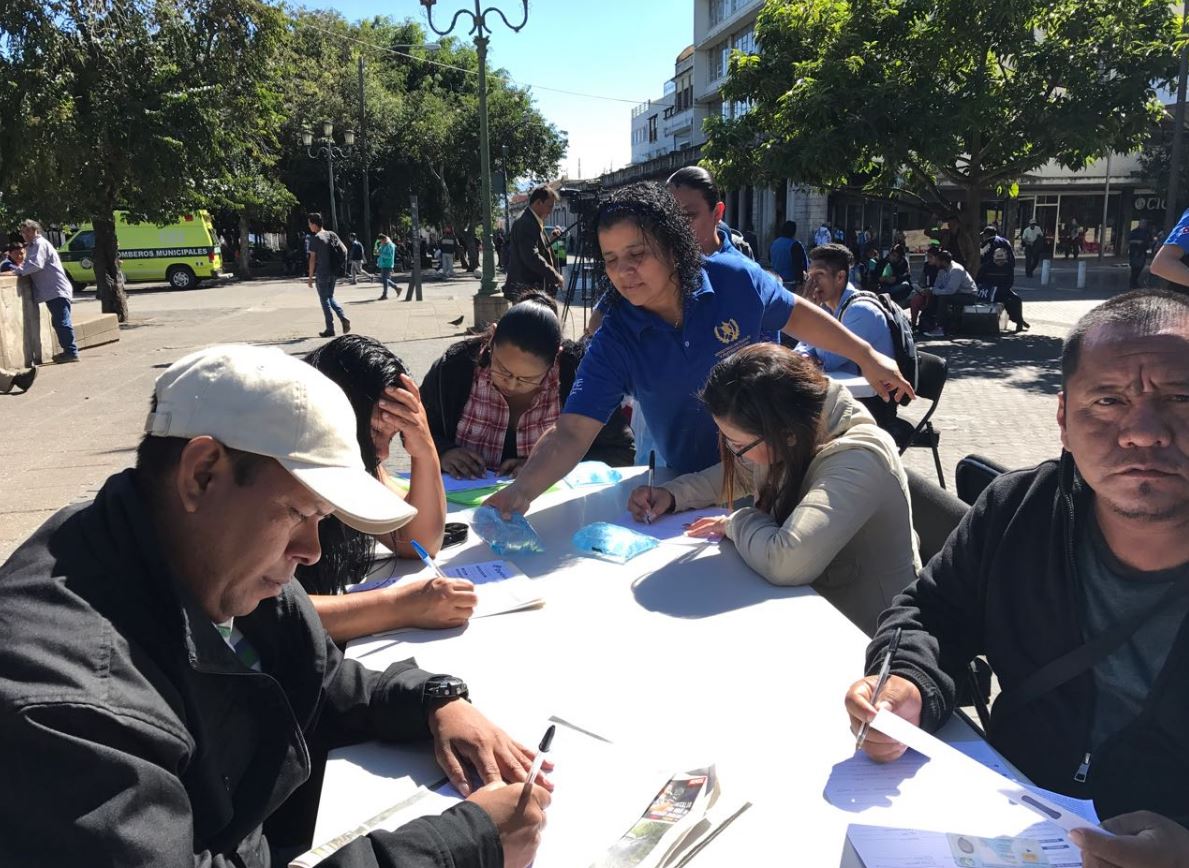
[426,675,468,699]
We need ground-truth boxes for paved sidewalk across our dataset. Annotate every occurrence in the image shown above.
[0,270,1120,561]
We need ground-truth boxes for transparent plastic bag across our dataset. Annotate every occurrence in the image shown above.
[563,461,624,488]
[573,522,658,562]
[471,506,546,555]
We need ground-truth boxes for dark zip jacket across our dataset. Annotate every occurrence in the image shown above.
[867,454,1189,826]
[0,469,501,866]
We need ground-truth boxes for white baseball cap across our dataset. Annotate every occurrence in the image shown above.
[145,344,417,535]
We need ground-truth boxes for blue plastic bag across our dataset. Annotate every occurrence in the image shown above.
[573,522,658,562]
[471,506,546,555]
[563,461,623,488]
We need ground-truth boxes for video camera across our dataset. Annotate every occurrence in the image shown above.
[559,185,603,222]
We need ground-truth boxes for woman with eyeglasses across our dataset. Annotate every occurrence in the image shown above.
[485,182,913,519]
[421,292,635,479]
[626,343,920,634]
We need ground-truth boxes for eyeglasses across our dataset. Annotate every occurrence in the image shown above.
[723,434,763,459]
[490,354,550,388]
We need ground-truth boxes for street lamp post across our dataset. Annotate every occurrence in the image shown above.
[421,0,528,326]
[302,122,354,234]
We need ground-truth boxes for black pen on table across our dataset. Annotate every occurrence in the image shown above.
[645,449,656,524]
[523,724,555,796]
[855,627,903,751]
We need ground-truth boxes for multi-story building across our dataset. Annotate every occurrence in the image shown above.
[629,46,696,166]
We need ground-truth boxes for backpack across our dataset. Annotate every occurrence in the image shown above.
[837,288,919,391]
[325,231,348,274]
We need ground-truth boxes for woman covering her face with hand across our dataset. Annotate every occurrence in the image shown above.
[298,335,476,643]
[627,342,920,634]
[420,291,635,479]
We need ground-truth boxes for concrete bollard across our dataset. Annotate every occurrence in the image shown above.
[1077,260,1087,289]
[1040,259,1051,286]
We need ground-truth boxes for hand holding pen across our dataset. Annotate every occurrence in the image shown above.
[845,628,926,763]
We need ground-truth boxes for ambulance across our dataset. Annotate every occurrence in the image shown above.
[59,211,224,291]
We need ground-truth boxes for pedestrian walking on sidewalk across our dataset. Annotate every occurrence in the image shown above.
[1022,219,1044,277]
[1127,220,1156,289]
[347,233,368,284]
[375,233,396,299]
[14,219,78,363]
[305,212,351,338]
[437,228,456,278]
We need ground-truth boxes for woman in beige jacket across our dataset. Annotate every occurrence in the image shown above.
[628,343,920,634]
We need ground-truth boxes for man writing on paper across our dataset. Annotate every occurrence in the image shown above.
[0,344,549,868]
[845,290,1189,830]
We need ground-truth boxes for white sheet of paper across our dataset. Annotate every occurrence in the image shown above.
[338,719,673,868]
[847,824,1082,868]
[612,507,729,546]
[868,710,1099,835]
[954,738,1099,824]
[346,560,542,619]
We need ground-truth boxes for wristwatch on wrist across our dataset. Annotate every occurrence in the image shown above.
[423,674,470,708]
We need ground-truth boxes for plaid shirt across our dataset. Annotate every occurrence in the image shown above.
[455,362,561,468]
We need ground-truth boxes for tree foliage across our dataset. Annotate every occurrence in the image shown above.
[0,0,289,318]
[704,0,1180,263]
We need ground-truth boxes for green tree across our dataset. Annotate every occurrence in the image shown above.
[0,0,288,320]
[704,0,1180,264]
[1135,119,1189,212]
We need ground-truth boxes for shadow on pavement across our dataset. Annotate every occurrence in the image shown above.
[915,332,1064,396]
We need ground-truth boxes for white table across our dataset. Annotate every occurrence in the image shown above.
[828,371,876,399]
[315,469,1008,865]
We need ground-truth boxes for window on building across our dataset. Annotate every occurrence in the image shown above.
[733,25,756,55]
[648,115,658,143]
[709,0,726,27]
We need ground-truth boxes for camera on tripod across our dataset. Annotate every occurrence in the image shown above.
[558,185,603,222]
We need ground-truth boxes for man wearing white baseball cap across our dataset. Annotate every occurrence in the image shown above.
[0,344,550,868]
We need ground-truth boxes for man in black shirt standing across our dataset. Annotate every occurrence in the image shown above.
[503,186,562,300]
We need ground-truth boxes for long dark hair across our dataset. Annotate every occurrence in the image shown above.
[477,291,561,367]
[299,335,410,595]
[701,344,829,524]
[592,182,703,309]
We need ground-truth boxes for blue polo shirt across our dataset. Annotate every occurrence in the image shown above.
[1165,207,1189,254]
[705,229,789,343]
[565,267,795,473]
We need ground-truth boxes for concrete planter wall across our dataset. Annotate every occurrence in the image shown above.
[0,274,53,369]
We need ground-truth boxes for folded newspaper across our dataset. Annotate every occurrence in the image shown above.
[591,766,750,868]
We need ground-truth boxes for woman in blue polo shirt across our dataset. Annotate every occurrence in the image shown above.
[486,182,912,517]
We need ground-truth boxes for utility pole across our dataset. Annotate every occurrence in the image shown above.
[410,194,423,302]
[1165,4,1189,230]
[501,143,511,232]
[358,55,372,254]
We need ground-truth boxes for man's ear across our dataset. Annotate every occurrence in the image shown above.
[1057,391,1069,451]
[175,436,225,514]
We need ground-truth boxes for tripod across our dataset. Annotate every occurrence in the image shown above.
[559,213,603,334]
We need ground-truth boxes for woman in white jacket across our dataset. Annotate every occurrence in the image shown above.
[628,343,921,634]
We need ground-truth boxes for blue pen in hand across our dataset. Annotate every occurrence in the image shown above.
[410,540,448,579]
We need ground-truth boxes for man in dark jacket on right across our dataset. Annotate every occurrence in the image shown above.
[846,289,1189,833]
[503,186,562,300]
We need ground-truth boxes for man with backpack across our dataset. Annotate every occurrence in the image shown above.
[796,244,916,427]
[977,225,1029,332]
[305,212,351,338]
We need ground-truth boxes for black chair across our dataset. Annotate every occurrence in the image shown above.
[904,468,993,733]
[955,453,1008,506]
[888,351,948,488]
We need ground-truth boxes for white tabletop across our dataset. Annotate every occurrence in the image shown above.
[316,469,1015,866]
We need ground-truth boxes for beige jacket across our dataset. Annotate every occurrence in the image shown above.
[664,383,921,634]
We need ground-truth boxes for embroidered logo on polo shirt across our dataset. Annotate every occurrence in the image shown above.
[714,318,740,344]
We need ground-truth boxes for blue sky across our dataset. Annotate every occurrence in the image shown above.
[299,0,694,178]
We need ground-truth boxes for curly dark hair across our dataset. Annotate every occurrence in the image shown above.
[592,182,703,309]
